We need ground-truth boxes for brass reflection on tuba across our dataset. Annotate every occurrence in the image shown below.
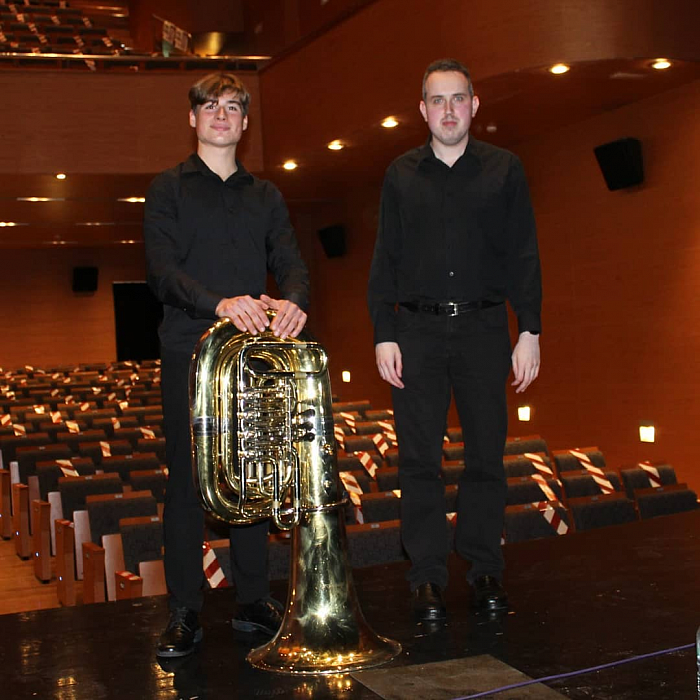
[190,315,401,675]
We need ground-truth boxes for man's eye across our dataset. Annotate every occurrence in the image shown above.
[433,98,443,105]
[454,95,464,102]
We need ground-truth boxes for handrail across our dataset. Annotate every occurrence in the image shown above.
[0,51,271,70]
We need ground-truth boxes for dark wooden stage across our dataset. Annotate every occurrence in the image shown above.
[3,510,700,699]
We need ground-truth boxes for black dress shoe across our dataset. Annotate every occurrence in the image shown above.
[231,597,284,636]
[156,607,203,658]
[412,582,447,621]
[472,575,508,611]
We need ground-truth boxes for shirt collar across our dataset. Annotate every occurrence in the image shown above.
[182,153,254,185]
[418,135,483,168]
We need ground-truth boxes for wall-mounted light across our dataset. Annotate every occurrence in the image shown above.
[517,405,531,422]
[55,173,67,180]
[639,421,655,443]
[283,160,298,171]
[549,63,570,75]
[341,371,351,383]
[381,117,399,128]
[327,140,344,151]
[651,58,671,70]
[117,197,145,203]
[17,197,65,202]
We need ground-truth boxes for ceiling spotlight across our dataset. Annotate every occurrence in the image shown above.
[17,197,65,202]
[118,197,145,203]
[327,140,344,151]
[651,58,671,70]
[283,160,298,171]
[381,117,399,128]
[55,173,67,180]
[549,63,570,75]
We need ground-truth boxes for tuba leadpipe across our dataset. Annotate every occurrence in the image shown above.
[190,315,401,675]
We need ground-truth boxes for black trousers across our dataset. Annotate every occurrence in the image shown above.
[391,303,512,590]
[161,347,270,612]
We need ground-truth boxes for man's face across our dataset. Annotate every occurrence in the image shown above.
[189,89,248,149]
[419,71,479,148]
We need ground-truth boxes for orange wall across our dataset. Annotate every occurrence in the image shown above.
[301,79,700,491]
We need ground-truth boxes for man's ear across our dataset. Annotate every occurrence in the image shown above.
[419,100,428,123]
[471,95,480,118]
[189,109,197,128]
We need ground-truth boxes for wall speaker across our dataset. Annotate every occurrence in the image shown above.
[317,224,346,258]
[72,266,99,293]
[593,137,644,191]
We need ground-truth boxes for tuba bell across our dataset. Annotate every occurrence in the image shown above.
[190,314,401,675]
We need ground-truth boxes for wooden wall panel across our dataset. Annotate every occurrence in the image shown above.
[0,71,262,174]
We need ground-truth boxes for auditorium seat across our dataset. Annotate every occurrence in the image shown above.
[119,514,163,577]
[130,468,168,503]
[552,447,606,475]
[77,438,132,465]
[58,472,123,521]
[36,457,96,500]
[566,493,638,531]
[446,427,462,442]
[55,428,109,452]
[354,421,385,436]
[503,452,554,478]
[504,435,550,457]
[507,476,564,506]
[86,491,158,546]
[347,519,407,568]
[100,452,161,482]
[560,471,623,499]
[0,431,52,464]
[135,436,166,461]
[443,441,464,461]
[364,409,394,421]
[619,463,678,498]
[91,415,140,438]
[343,435,380,454]
[633,484,699,520]
[16,442,73,483]
[337,451,382,476]
[503,501,571,543]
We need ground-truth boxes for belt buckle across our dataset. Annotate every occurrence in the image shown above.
[445,302,459,317]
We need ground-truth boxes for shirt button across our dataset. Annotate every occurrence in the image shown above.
[448,271,455,277]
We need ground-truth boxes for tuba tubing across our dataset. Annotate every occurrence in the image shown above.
[190,316,401,674]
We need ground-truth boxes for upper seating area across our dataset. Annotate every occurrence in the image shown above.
[0,0,123,55]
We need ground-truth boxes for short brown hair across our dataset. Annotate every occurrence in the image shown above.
[422,59,474,100]
[188,73,251,116]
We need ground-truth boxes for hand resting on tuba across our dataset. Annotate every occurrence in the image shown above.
[215,294,306,339]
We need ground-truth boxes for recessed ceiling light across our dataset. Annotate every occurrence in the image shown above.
[549,63,570,75]
[283,160,298,171]
[651,58,671,70]
[17,197,65,202]
[381,117,399,128]
[55,173,67,180]
[327,140,344,151]
[118,197,145,203]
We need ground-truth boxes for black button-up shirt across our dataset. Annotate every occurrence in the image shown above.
[367,137,541,343]
[144,154,309,353]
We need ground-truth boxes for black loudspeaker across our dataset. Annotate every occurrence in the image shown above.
[72,266,99,293]
[593,137,644,191]
[317,224,346,258]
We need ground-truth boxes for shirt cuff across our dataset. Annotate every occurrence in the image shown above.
[517,311,541,335]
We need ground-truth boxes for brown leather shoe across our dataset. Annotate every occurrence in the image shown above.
[472,575,508,611]
[413,582,447,621]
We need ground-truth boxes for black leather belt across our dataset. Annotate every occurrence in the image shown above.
[399,300,503,316]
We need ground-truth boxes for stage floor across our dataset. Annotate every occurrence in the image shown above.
[2,511,700,699]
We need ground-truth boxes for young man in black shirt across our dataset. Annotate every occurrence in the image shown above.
[145,73,309,657]
[368,58,541,620]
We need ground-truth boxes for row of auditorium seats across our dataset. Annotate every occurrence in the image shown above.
[1,365,697,605]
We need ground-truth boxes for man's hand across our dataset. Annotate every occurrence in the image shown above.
[260,294,307,339]
[375,342,404,389]
[216,295,270,335]
[511,331,540,393]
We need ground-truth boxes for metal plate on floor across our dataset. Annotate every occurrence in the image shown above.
[352,654,566,699]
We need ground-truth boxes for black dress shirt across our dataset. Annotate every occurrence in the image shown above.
[367,137,541,344]
[144,153,309,353]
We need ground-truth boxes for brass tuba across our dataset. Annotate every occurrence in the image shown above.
[190,315,401,675]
